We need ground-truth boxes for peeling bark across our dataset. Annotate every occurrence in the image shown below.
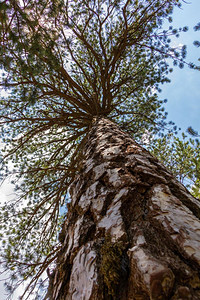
[50,117,200,300]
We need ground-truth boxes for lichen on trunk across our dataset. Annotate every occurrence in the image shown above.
[50,117,200,300]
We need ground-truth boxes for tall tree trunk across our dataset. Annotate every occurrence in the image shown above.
[49,117,200,300]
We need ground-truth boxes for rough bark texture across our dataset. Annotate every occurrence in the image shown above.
[50,117,200,300]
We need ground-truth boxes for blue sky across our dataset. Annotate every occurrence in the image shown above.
[0,1,199,299]
[161,0,200,133]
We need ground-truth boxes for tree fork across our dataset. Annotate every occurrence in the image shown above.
[50,118,200,300]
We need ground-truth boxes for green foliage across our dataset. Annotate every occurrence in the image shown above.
[149,133,200,199]
[187,126,199,137]
[193,22,200,70]
[0,0,195,298]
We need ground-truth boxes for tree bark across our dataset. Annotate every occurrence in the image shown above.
[49,117,200,300]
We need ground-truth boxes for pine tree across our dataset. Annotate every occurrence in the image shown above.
[148,132,200,198]
[51,117,200,300]
[0,0,199,298]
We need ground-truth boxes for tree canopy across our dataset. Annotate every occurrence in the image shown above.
[0,0,197,298]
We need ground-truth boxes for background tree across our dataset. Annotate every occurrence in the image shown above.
[0,0,198,298]
[149,132,200,199]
